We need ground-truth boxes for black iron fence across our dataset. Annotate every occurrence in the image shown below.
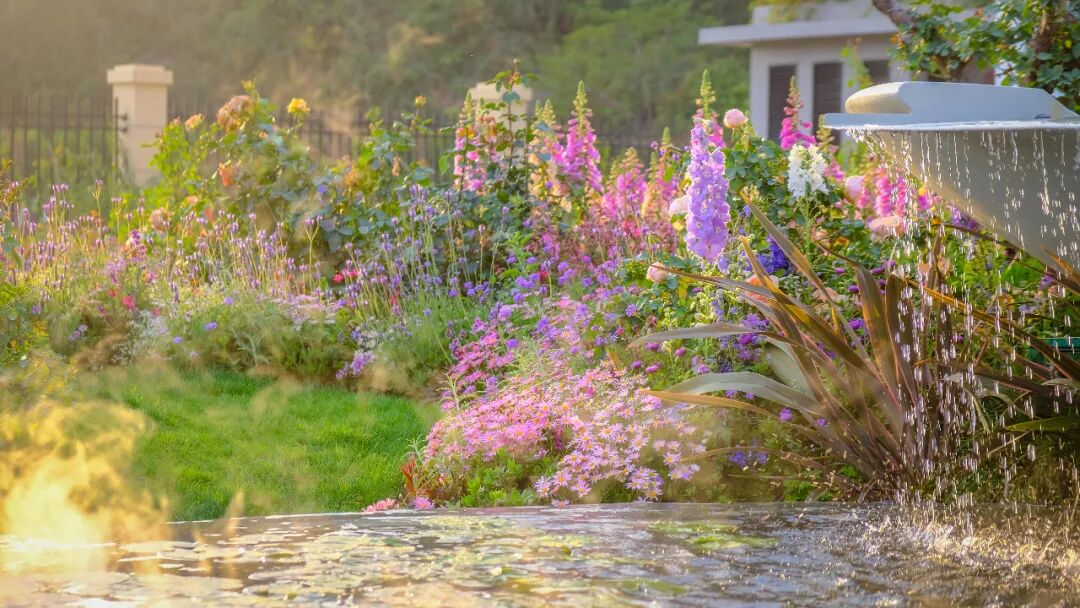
[170,99,656,172]
[168,98,460,170]
[0,95,125,196]
[0,93,656,195]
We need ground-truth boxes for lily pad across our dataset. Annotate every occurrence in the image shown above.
[650,521,776,552]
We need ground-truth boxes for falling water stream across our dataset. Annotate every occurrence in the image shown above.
[847,119,1080,270]
[841,115,1080,501]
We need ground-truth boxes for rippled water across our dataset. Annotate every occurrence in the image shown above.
[2,503,1078,606]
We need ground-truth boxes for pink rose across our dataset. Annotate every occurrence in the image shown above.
[844,175,865,202]
[722,108,747,129]
[646,265,670,283]
[867,215,906,237]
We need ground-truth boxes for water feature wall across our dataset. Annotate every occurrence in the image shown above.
[824,82,1080,271]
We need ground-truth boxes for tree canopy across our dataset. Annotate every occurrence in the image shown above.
[0,0,748,136]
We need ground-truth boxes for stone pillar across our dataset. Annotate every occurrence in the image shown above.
[106,64,173,186]
[466,81,534,130]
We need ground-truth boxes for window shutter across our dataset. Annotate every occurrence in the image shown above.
[768,65,796,142]
[812,62,843,127]
[866,60,890,85]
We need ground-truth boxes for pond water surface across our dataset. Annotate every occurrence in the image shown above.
[2,502,1077,606]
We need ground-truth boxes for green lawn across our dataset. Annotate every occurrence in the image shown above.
[82,367,439,521]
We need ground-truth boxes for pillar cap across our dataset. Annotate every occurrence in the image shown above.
[107,64,174,86]
[467,81,533,103]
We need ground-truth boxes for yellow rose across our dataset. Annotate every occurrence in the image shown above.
[287,98,310,116]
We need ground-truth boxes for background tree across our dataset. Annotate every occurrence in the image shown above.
[871,0,1080,110]
[539,0,747,137]
[0,0,749,136]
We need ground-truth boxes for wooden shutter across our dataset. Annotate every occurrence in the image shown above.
[865,60,890,85]
[812,62,843,127]
[768,65,796,142]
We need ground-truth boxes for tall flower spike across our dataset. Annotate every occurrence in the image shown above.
[685,118,731,263]
[529,99,562,198]
[694,71,724,148]
[697,70,716,122]
[816,116,845,181]
[554,82,603,194]
[601,148,646,224]
[453,93,486,192]
[643,128,678,220]
[779,78,815,150]
[535,98,556,127]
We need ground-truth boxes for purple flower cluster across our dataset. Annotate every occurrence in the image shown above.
[685,118,731,263]
[759,237,791,275]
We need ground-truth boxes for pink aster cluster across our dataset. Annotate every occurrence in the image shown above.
[363,498,399,513]
[421,260,706,504]
[425,347,700,503]
[779,80,815,150]
[685,118,731,263]
[442,311,520,406]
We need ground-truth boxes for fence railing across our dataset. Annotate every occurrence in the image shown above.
[170,99,657,171]
[169,99,462,170]
[0,95,125,197]
[170,100,362,158]
[1,92,656,195]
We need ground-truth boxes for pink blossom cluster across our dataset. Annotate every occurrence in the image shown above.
[452,100,503,192]
[779,82,815,150]
[551,86,604,194]
[442,313,520,406]
[425,347,701,503]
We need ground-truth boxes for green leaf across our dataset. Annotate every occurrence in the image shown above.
[665,372,820,413]
[1004,416,1080,433]
[762,341,811,397]
[628,322,771,349]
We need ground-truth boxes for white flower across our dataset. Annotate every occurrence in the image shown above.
[668,194,690,216]
[786,144,828,199]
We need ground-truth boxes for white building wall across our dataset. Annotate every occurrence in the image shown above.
[747,35,900,135]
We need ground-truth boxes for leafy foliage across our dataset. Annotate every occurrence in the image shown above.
[638,193,1078,500]
[883,0,1080,111]
[0,0,749,134]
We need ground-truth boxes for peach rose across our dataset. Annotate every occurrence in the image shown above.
[723,108,747,129]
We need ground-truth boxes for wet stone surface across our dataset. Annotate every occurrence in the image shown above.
[2,502,1077,606]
